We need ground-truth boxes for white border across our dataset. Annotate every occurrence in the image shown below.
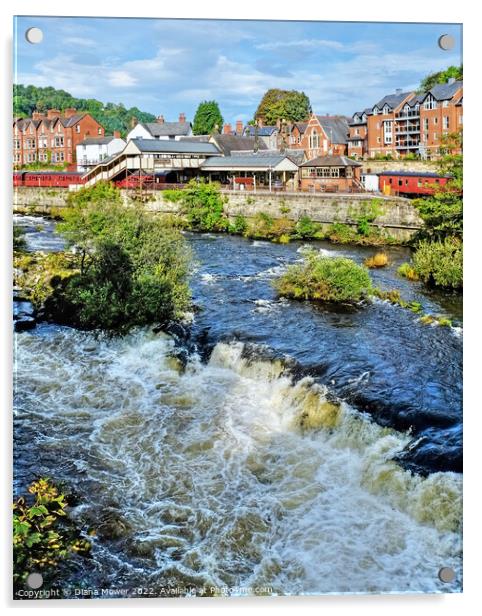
[2,1,479,614]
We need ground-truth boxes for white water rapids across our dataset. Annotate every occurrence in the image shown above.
[14,326,462,595]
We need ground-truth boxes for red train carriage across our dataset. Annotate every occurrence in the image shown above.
[378,171,452,197]
[13,171,87,188]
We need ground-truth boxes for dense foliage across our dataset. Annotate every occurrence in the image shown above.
[13,84,156,137]
[164,179,228,231]
[412,237,462,289]
[192,100,224,135]
[13,479,90,589]
[21,182,192,331]
[418,65,463,93]
[274,251,372,303]
[255,89,312,124]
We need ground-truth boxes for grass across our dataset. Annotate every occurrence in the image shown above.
[364,252,388,268]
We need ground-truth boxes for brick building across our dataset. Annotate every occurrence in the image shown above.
[289,114,349,160]
[348,79,463,160]
[13,108,105,167]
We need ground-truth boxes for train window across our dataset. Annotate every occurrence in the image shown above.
[417,179,422,187]
[389,178,392,184]
[435,179,440,183]
[398,179,403,186]
[405,179,409,185]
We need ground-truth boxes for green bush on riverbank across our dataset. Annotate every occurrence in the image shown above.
[273,251,372,303]
[18,182,192,332]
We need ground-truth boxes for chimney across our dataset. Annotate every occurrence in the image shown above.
[157,115,165,124]
[223,123,232,135]
[32,110,45,121]
[130,116,138,129]
[395,88,402,95]
[113,130,121,139]
[448,77,456,84]
[276,118,282,130]
[64,107,77,118]
[47,109,61,119]
[236,120,243,134]
[179,113,186,124]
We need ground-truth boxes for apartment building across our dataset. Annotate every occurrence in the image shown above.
[13,108,105,166]
[348,79,463,160]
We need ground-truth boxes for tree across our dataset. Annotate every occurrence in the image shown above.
[192,100,224,135]
[255,89,312,125]
[418,65,463,93]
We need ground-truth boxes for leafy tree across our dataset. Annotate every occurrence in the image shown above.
[192,100,224,135]
[418,65,463,93]
[255,89,312,125]
[41,182,192,331]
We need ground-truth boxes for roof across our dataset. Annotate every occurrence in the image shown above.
[179,135,212,143]
[293,122,308,134]
[201,152,296,169]
[301,155,361,167]
[243,125,278,137]
[373,91,412,111]
[377,171,452,178]
[141,121,192,137]
[315,116,349,144]
[131,138,221,155]
[210,134,268,155]
[427,79,463,101]
[284,149,305,165]
[78,136,120,146]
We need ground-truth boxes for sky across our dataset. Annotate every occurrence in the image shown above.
[14,16,462,123]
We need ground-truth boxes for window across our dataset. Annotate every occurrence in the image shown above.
[442,100,449,108]
[383,105,390,115]
[417,179,422,187]
[398,179,403,186]
[433,117,438,125]
[459,115,463,125]
[98,127,102,135]
[309,130,319,149]
[434,133,438,141]
[355,128,359,135]
[58,124,62,132]
[76,125,80,133]
[443,116,450,130]
[54,136,64,147]
[383,121,393,144]
[377,137,381,143]
[14,139,20,149]
[423,95,437,110]
[423,118,429,130]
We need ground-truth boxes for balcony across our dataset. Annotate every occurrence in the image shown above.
[395,125,420,135]
[396,110,420,120]
[395,140,420,150]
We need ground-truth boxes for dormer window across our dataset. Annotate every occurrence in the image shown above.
[415,103,420,111]
[383,105,390,115]
[424,95,437,110]
[361,114,366,122]
[373,107,379,115]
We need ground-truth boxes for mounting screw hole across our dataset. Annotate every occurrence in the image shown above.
[25,27,43,44]
[438,34,455,51]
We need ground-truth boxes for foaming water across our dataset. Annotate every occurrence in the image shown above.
[14,327,462,595]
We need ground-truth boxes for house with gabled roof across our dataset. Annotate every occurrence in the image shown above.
[126,113,193,141]
[13,108,105,166]
[288,113,349,160]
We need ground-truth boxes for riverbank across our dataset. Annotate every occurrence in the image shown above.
[14,186,423,242]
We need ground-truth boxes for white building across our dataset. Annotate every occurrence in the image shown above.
[76,135,126,171]
[126,114,193,142]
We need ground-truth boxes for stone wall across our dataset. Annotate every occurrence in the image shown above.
[361,160,439,174]
[14,186,424,241]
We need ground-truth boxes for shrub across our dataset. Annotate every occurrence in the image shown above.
[13,479,91,589]
[163,179,227,231]
[326,222,357,244]
[412,237,462,289]
[273,251,372,303]
[364,252,388,268]
[397,262,420,281]
[294,216,323,239]
[230,214,248,235]
[245,212,275,238]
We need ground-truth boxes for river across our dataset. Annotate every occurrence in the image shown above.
[13,215,463,596]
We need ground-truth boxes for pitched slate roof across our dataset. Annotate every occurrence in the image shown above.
[300,155,361,167]
[141,121,192,137]
[179,135,212,143]
[315,116,349,144]
[201,152,296,169]
[293,122,308,134]
[428,80,463,101]
[243,125,278,137]
[60,114,86,127]
[373,91,412,111]
[211,134,268,155]
[132,138,220,155]
[284,149,305,165]
[78,136,120,146]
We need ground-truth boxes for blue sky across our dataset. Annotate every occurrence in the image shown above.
[14,17,462,123]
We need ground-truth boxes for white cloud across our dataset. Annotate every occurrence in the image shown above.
[256,39,345,51]
[62,36,96,47]
[107,70,137,87]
